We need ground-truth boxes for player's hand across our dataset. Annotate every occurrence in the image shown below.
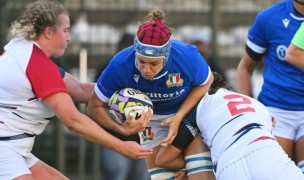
[123,106,153,135]
[160,115,181,146]
[174,169,187,180]
[120,141,153,160]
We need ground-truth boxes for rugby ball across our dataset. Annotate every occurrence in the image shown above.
[108,88,153,124]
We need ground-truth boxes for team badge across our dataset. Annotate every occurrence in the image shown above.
[166,73,184,87]
[142,127,154,141]
[276,45,287,61]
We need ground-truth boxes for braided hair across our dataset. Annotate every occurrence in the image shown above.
[10,0,68,40]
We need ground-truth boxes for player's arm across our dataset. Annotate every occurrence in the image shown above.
[236,50,260,96]
[42,92,153,160]
[161,73,214,145]
[63,72,95,103]
[286,23,304,69]
[86,91,151,136]
[286,43,304,69]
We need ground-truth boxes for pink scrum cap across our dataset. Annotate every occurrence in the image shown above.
[134,18,171,62]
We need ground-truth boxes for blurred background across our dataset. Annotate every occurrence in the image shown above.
[0,0,277,179]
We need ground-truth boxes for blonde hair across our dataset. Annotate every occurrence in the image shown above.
[10,0,68,40]
[144,8,165,22]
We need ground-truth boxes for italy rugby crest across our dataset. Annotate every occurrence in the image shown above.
[166,73,183,87]
[142,127,154,141]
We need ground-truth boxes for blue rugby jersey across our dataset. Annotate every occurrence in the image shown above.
[95,40,211,115]
[247,0,304,110]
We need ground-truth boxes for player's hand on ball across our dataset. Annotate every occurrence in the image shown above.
[123,106,153,135]
[120,141,153,160]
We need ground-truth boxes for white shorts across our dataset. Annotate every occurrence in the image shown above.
[139,111,198,149]
[267,106,304,141]
[0,146,39,179]
[139,125,169,148]
[218,146,304,180]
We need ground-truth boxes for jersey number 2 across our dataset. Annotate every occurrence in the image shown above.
[224,94,256,116]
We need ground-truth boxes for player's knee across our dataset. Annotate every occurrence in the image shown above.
[148,167,177,180]
[155,157,167,167]
[155,155,171,168]
[185,152,214,175]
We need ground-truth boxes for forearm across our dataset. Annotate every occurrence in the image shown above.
[87,92,152,136]
[86,104,125,135]
[68,115,152,160]
[104,127,140,143]
[68,111,124,150]
[63,72,95,103]
[70,82,94,103]
[235,68,252,96]
[236,53,257,96]
[45,93,125,152]
[286,44,304,69]
[79,82,95,102]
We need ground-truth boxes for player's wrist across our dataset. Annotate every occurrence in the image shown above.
[173,113,184,123]
[112,139,126,155]
[117,124,129,136]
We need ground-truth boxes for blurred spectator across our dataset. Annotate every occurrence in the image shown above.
[95,33,150,180]
[71,12,90,43]
[188,29,227,81]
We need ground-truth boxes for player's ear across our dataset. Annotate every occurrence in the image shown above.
[43,27,52,39]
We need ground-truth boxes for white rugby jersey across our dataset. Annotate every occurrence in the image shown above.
[196,88,274,173]
[0,38,67,154]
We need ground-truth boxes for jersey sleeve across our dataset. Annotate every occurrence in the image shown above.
[95,61,124,103]
[246,12,268,54]
[95,48,135,103]
[292,23,304,50]
[191,47,212,86]
[26,47,68,99]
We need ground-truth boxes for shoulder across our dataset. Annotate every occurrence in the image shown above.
[107,47,135,72]
[101,47,135,79]
[170,40,200,59]
[111,46,135,64]
[169,40,207,69]
[4,38,34,64]
[168,40,210,82]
